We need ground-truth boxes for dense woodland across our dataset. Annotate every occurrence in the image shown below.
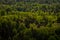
[0,0,60,40]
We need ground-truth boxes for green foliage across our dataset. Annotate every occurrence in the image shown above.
[0,1,60,40]
[48,36,57,40]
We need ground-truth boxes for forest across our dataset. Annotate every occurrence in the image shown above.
[0,0,60,40]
